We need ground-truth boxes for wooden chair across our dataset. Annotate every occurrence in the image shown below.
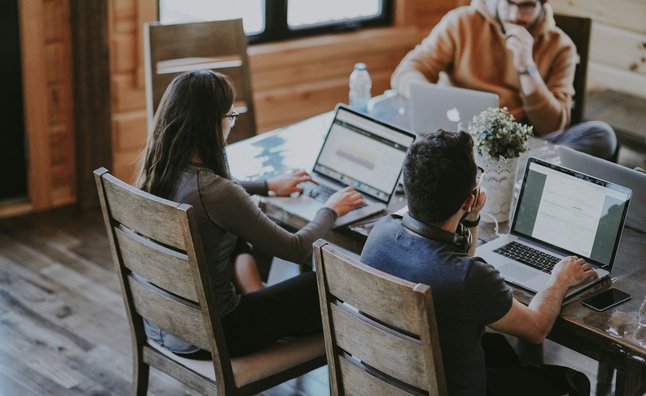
[94,167,325,395]
[313,240,447,396]
[144,19,257,143]
[554,14,592,126]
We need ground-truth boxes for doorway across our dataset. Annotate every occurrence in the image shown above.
[0,0,28,201]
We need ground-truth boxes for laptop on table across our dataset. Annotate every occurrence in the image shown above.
[266,104,416,228]
[558,146,646,233]
[476,157,632,301]
[409,81,499,135]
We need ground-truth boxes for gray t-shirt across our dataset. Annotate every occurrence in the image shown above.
[146,165,336,353]
[360,215,513,396]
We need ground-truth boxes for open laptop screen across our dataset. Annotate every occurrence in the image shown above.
[313,107,414,202]
[511,158,632,268]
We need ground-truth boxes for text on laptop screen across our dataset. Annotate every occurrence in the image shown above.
[512,161,631,267]
[314,109,414,201]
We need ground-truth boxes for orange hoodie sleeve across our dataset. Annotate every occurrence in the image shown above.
[391,10,460,97]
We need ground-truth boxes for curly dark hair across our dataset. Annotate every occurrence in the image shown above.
[403,130,477,224]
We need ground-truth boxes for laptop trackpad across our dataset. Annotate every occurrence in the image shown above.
[499,263,539,282]
[272,197,322,220]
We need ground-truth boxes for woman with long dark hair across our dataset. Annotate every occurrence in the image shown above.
[137,70,364,357]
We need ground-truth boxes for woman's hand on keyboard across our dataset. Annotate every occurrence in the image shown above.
[325,187,366,217]
[551,256,598,288]
[267,170,315,196]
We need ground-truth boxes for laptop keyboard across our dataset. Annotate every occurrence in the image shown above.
[494,241,561,274]
[303,183,337,203]
[302,183,367,210]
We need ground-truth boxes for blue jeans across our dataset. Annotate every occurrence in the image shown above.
[544,120,617,161]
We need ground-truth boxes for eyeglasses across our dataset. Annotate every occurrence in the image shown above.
[503,0,539,13]
[224,111,240,126]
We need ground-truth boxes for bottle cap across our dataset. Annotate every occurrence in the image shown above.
[354,63,367,70]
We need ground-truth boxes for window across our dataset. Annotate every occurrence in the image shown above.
[159,0,265,35]
[159,0,393,43]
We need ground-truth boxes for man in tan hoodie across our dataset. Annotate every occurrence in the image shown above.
[392,0,617,160]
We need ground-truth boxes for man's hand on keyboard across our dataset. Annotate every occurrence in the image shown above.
[550,256,598,288]
[325,187,366,217]
[267,170,316,196]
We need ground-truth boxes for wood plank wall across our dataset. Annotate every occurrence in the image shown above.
[551,0,646,97]
[40,0,76,205]
[6,0,644,217]
[108,0,155,183]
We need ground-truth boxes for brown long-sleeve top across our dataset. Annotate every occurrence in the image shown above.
[391,0,577,134]
[144,164,337,353]
[145,165,336,353]
[175,164,336,315]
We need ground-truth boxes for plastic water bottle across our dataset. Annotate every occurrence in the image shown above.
[639,296,646,328]
[637,296,646,347]
[349,63,372,112]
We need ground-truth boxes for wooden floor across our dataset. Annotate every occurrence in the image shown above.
[0,206,333,395]
[0,204,633,396]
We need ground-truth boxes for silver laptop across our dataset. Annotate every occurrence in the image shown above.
[559,146,646,233]
[409,81,499,135]
[266,104,416,228]
[477,157,632,301]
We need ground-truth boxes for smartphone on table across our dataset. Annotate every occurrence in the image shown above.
[582,288,631,312]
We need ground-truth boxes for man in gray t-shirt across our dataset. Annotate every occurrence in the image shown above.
[361,130,596,396]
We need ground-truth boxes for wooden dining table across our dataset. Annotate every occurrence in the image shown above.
[227,106,646,396]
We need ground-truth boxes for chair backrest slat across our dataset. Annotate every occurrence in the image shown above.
[337,356,422,396]
[101,173,185,250]
[156,56,243,73]
[115,226,198,302]
[315,240,447,396]
[128,274,211,351]
[320,245,423,334]
[150,66,247,113]
[148,20,245,60]
[330,304,426,390]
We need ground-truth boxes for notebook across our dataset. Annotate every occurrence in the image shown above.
[476,157,632,301]
[558,146,646,233]
[266,104,416,228]
[409,81,499,135]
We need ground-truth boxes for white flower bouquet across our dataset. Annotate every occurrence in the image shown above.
[468,107,533,160]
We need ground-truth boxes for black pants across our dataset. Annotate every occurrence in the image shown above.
[176,271,321,360]
[221,271,322,357]
[484,333,589,396]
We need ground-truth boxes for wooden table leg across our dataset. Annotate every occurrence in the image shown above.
[595,359,614,396]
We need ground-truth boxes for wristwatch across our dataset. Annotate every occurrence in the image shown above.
[518,62,538,76]
[460,215,480,228]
